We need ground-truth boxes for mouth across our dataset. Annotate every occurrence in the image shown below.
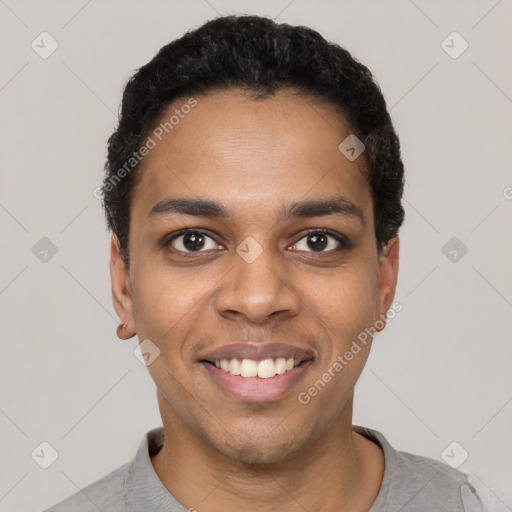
[198,345,315,402]
[202,356,307,378]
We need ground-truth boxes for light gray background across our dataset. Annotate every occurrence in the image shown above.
[1,1,510,511]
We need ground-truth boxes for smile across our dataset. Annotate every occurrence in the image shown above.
[211,357,301,378]
[201,357,313,402]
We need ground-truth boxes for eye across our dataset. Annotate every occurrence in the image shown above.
[290,229,347,253]
[165,229,222,253]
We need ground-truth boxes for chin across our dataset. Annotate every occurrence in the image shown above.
[213,430,308,466]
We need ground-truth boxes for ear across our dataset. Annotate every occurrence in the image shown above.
[375,236,400,332]
[110,234,136,340]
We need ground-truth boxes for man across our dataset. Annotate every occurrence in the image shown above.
[44,14,485,512]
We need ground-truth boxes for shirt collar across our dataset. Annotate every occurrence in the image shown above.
[353,424,396,510]
[125,426,186,511]
[124,424,394,511]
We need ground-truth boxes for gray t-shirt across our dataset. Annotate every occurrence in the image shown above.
[42,425,485,511]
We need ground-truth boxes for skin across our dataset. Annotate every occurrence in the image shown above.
[110,88,399,511]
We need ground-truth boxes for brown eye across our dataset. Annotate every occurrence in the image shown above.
[306,233,328,251]
[167,229,220,253]
[291,230,346,253]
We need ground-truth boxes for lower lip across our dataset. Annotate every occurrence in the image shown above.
[201,360,313,403]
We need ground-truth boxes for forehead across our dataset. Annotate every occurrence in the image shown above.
[131,89,372,222]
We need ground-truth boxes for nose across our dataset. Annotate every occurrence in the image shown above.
[215,243,302,324]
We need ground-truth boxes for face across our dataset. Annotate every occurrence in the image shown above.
[111,89,399,464]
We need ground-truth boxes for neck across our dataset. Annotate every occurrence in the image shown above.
[151,400,384,512]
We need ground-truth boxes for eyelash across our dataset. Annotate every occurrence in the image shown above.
[163,228,348,254]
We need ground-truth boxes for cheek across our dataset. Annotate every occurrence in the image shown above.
[300,263,378,336]
[131,263,211,352]
[131,268,212,409]
[292,261,378,400]
[294,267,376,414]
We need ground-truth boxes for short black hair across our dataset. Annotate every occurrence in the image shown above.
[101,14,405,266]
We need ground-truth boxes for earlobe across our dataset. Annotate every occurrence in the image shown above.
[116,321,135,340]
[375,236,400,332]
[110,235,136,340]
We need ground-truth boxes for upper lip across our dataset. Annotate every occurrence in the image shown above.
[199,343,315,363]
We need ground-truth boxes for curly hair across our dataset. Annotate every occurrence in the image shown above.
[102,15,405,266]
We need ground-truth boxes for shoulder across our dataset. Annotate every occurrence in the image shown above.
[354,426,486,511]
[41,461,131,512]
[41,426,166,512]
[390,448,481,510]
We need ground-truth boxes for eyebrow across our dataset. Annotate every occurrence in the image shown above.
[149,195,364,224]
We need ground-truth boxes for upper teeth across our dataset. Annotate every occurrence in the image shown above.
[214,357,300,378]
